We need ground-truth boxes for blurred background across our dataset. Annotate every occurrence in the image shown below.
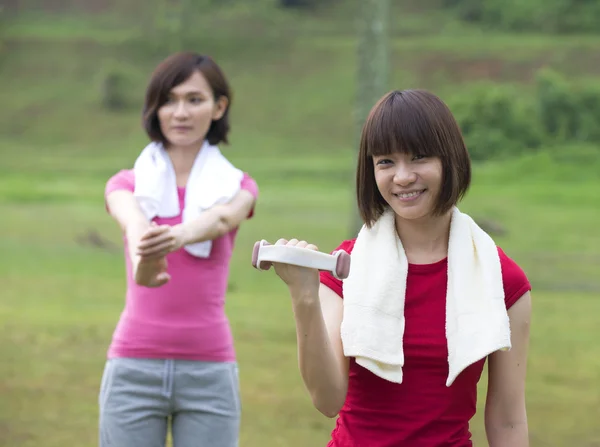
[1,0,599,446]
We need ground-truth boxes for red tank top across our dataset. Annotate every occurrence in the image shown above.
[319,239,531,447]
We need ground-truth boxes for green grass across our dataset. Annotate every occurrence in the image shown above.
[2,3,600,446]
[2,146,599,447]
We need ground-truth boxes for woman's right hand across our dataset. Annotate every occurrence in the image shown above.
[271,238,321,299]
[134,255,171,287]
[125,222,171,287]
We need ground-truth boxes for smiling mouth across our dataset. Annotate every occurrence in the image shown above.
[393,189,426,199]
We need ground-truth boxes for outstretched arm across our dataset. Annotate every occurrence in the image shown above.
[485,291,532,447]
[106,189,171,287]
[178,189,256,245]
[105,189,151,264]
[136,189,256,258]
[272,239,349,418]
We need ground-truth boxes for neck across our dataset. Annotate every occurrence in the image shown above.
[394,209,453,264]
[167,142,203,172]
[165,141,204,186]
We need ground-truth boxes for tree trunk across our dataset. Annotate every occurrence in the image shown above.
[350,0,390,237]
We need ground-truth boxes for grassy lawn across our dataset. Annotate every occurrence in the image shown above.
[2,147,599,446]
[1,3,600,446]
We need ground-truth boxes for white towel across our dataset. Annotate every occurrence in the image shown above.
[133,140,243,257]
[341,207,511,386]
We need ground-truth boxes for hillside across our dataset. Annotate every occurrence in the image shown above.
[1,2,600,446]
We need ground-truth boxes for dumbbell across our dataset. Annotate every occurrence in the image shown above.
[251,240,351,280]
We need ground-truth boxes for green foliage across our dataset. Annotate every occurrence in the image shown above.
[535,68,600,143]
[447,69,600,161]
[2,4,600,447]
[535,68,579,140]
[449,83,543,161]
[446,0,600,34]
[97,62,141,112]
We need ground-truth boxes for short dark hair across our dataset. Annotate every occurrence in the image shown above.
[142,52,232,146]
[356,89,471,227]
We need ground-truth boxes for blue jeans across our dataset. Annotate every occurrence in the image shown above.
[98,358,241,447]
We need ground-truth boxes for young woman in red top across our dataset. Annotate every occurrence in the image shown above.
[269,90,532,446]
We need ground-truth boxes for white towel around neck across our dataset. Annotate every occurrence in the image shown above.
[341,207,511,386]
[133,140,243,258]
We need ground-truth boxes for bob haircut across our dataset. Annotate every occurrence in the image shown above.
[357,89,472,228]
[142,51,232,146]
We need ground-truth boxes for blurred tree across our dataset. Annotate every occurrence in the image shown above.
[350,0,390,236]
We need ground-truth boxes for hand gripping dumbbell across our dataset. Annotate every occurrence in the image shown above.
[251,240,351,280]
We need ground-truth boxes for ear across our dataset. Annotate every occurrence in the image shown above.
[212,96,229,121]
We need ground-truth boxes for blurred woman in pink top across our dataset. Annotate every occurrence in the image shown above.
[99,52,258,447]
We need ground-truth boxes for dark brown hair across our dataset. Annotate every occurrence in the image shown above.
[142,52,232,146]
[357,89,471,227]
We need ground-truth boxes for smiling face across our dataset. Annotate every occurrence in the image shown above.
[373,152,443,221]
[356,89,472,228]
[157,70,228,149]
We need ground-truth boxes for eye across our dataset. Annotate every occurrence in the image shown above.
[412,153,427,161]
[189,96,204,104]
[375,158,392,165]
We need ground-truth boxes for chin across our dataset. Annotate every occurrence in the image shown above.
[390,204,432,222]
[166,135,203,148]
[396,211,428,221]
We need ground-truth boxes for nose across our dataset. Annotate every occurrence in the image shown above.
[393,162,417,186]
[173,100,189,119]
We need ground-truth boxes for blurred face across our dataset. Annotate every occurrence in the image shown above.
[157,70,228,148]
[373,152,443,221]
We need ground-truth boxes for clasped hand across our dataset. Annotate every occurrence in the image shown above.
[133,223,185,288]
[137,222,185,258]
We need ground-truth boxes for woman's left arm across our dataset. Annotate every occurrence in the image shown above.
[137,189,256,258]
[177,189,256,245]
[485,291,532,447]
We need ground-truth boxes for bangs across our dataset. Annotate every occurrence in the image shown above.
[143,52,232,147]
[363,90,449,159]
[145,52,210,109]
[156,61,198,105]
[356,88,472,227]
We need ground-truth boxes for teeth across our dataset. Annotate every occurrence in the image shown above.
[397,191,421,199]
